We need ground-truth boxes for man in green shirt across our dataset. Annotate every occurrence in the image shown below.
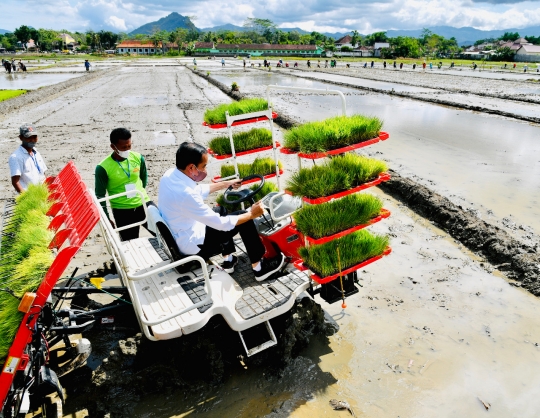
[95,127,153,241]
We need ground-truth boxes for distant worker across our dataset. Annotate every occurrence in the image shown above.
[371,60,374,68]
[524,64,528,73]
[95,127,153,241]
[429,62,433,70]
[325,59,328,68]
[243,58,246,69]
[412,63,416,70]
[423,62,426,70]
[193,58,197,66]
[9,123,47,193]
[294,62,298,68]
[317,60,321,68]
[221,58,225,67]
[393,61,397,68]
[399,62,403,69]
[450,61,455,69]
[84,59,91,71]
[18,61,27,72]
[307,59,311,68]
[363,62,367,68]
[513,63,516,69]
[383,61,387,69]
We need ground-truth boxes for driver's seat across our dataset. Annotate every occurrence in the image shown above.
[147,205,225,273]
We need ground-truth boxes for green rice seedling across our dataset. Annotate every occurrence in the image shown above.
[204,98,268,125]
[0,297,23,360]
[283,115,383,153]
[293,194,383,239]
[216,182,279,211]
[221,157,282,179]
[209,128,273,156]
[0,184,54,363]
[286,154,388,199]
[298,230,389,278]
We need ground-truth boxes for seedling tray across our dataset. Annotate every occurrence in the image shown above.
[208,142,281,160]
[298,209,391,245]
[285,172,390,204]
[280,132,389,158]
[212,169,284,184]
[294,247,392,284]
[203,112,278,129]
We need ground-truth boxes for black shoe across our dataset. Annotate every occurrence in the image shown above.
[253,253,285,282]
[221,255,238,273]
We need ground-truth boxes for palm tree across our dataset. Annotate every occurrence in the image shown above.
[351,30,360,48]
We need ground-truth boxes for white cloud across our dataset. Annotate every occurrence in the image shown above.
[106,16,127,31]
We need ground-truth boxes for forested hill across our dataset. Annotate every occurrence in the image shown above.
[129,12,198,35]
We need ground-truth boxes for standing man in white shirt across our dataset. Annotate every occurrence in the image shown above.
[159,142,285,282]
[9,123,47,193]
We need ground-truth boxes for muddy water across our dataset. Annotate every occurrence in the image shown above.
[0,72,83,89]
[212,72,540,236]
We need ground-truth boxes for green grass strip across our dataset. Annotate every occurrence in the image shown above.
[294,194,383,239]
[286,153,388,199]
[221,157,282,179]
[0,184,55,361]
[216,182,279,211]
[283,115,383,153]
[299,230,388,278]
[209,128,273,156]
[0,90,27,103]
[204,98,268,125]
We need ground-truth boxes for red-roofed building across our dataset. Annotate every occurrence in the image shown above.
[116,40,160,54]
[193,42,323,57]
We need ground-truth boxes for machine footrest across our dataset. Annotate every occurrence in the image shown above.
[238,321,277,357]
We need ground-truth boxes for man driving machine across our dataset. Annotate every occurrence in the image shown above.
[158,142,285,281]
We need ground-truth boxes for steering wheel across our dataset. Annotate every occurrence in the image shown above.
[222,174,265,205]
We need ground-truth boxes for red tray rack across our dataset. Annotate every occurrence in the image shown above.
[0,162,100,405]
[297,209,391,245]
[208,142,281,160]
[294,247,392,284]
[212,169,284,184]
[285,172,390,205]
[280,132,389,158]
[203,112,278,129]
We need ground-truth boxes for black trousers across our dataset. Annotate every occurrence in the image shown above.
[112,201,155,241]
[197,206,266,264]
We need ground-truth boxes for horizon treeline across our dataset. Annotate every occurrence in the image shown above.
[1,18,538,59]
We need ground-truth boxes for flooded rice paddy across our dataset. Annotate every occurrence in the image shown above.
[0,72,84,89]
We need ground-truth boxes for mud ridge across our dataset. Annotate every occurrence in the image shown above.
[379,171,540,293]
[298,68,540,106]
[0,69,107,118]
[192,67,540,295]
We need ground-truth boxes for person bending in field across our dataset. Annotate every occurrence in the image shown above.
[158,142,285,281]
[95,127,154,241]
[9,123,47,193]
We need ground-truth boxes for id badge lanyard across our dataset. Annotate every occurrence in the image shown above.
[116,158,137,198]
[30,152,41,174]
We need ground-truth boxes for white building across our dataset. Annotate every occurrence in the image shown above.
[373,42,390,57]
[515,44,540,62]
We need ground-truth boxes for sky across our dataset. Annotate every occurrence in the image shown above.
[1,0,540,33]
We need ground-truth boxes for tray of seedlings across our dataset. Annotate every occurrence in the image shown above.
[294,230,391,284]
[292,193,391,245]
[285,153,389,204]
[208,128,281,159]
[203,98,278,129]
[213,157,283,183]
[280,114,388,158]
[0,184,56,363]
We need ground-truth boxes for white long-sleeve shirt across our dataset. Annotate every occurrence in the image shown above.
[158,167,239,255]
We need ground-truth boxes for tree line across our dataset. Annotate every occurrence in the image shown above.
[2,21,538,58]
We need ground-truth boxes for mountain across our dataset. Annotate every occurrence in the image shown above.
[0,29,11,34]
[130,12,198,35]
[386,25,540,46]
